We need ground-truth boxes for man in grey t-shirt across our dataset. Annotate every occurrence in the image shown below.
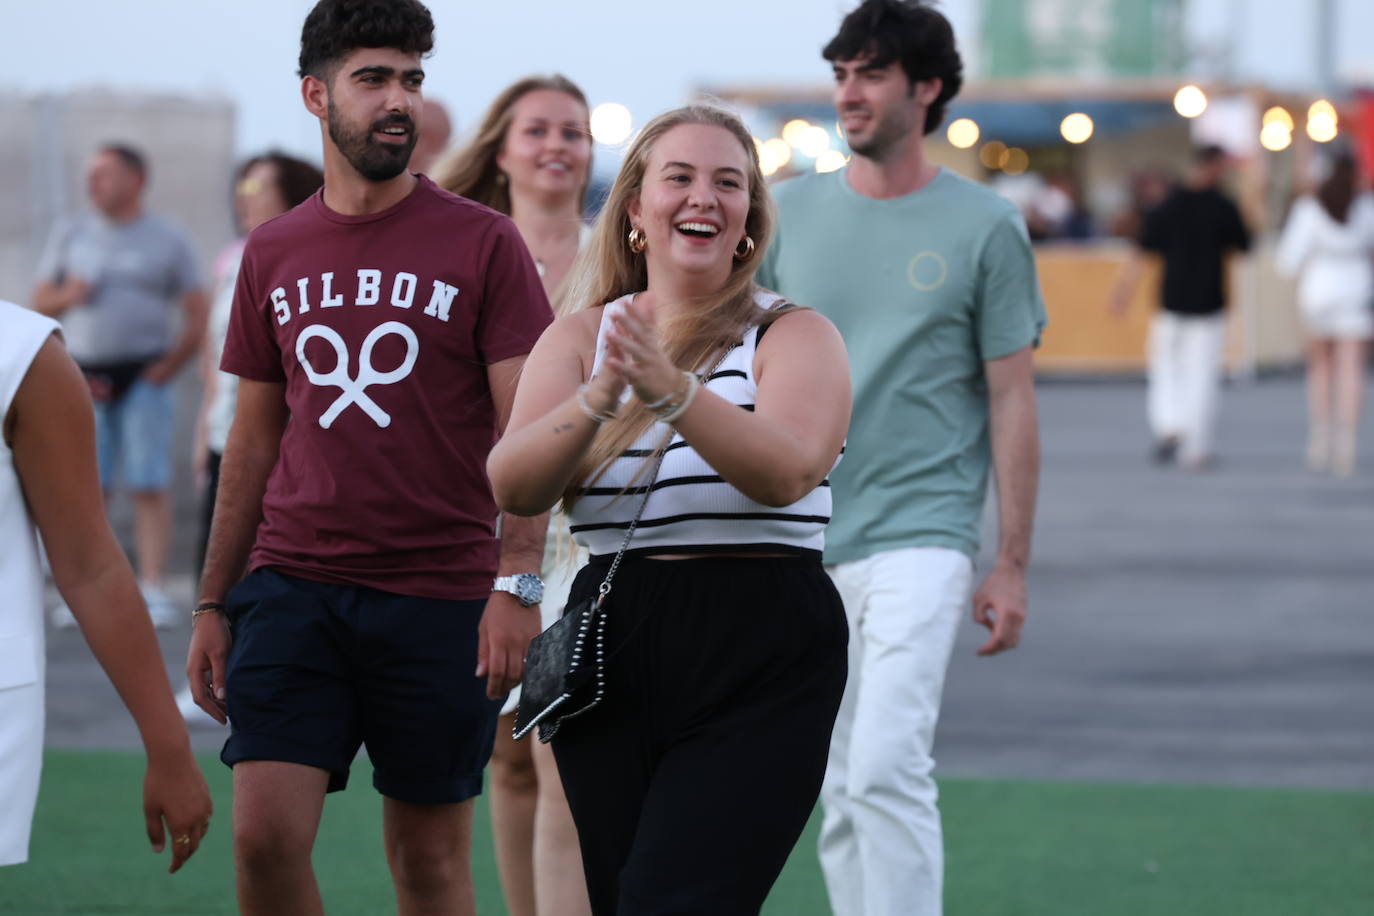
[31,143,208,626]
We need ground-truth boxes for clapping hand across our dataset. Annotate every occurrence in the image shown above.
[602,299,680,405]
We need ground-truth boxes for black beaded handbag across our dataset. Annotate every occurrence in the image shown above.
[511,445,667,743]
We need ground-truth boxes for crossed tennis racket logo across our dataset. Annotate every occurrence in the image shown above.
[295,321,419,429]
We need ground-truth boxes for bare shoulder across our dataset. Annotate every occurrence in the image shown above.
[757,307,846,356]
[527,306,605,381]
[754,307,848,384]
[13,333,84,415]
[532,306,602,354]
[5,333,74,444]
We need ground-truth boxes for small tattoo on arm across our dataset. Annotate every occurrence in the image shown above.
[552,422,575,435]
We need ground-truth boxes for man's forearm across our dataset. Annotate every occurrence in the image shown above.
[197,441,279,603]
[32,282,73,317]
[498,511,549,576]
[989,385,1040,570]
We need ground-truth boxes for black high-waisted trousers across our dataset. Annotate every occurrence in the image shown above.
[551,554,848,916]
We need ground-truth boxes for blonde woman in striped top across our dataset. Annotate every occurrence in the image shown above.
[489,104,850,915]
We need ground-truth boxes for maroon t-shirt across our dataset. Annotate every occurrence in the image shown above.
[221,175,552,600]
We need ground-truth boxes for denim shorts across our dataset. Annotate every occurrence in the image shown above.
[221,568,501,804]
[92,378,173,490]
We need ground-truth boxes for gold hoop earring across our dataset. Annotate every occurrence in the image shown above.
[496,171,507,186]
[628,227,647,253]
[734,235,756,262]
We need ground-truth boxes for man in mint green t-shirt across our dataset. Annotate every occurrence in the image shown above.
[757,3,1046,914]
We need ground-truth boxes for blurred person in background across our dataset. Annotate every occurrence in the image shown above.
[409,96,452,173]
[30,143,209,627]
[434,74,593,916]
[193,152,324,575]
[177,152,323,723]
[1110,145,1251,470]
[1109,165,1174,240]
[1026,171,1094,241]
[758,2,1045,914]
[1276,153,1373,476]
[0,299,212,871]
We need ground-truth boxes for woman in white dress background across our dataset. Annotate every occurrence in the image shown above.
[1277,154,1374,476]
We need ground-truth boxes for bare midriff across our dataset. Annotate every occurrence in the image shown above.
[640,551,797,561]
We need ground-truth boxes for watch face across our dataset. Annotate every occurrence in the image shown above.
[515,574,544,605]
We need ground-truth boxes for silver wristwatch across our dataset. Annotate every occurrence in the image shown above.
[492,573,544,607]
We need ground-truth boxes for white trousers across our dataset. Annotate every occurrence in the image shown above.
[1147,312,1227,461]
[819,547,974,916]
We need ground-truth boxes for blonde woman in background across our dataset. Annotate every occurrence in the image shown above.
[434,74,593,916]
[1276,153,1374,476]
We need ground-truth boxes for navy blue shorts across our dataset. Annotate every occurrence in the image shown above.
[221,567,500,804]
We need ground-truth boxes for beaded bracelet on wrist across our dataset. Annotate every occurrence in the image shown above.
[576,384,618,424]
[641,380,681,411]
[656,372,700,424]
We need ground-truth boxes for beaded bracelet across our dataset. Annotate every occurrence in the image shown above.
[641,377,685,411]
[576,384,618,424]
[657,372,700,424]
[645,371,690,419]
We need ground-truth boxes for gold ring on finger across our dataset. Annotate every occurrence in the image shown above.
[175,834,192,846]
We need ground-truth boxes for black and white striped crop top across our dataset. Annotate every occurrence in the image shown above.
[566,290,838,559]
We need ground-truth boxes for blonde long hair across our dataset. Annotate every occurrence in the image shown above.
[560,103,779,509]
[431,74,591,215]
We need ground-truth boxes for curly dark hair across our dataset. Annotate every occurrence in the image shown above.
[822,0,964,136]
[298,0,435,81]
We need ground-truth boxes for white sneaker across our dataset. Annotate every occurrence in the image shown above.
[140,582,178,629]
[49,602,79,630]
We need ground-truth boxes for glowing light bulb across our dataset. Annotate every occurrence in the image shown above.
[1174,85,1208,118]
[1060,113,1094,144]
[1262,106,1294,130]
[782,119,813,148]
[979,140,1007,170]
[759,138,792,177]
[797,125,832,158]
[814,149,848,173]
[947,118,980,149]
[589,103,632,145]
[1260,121,1293,152]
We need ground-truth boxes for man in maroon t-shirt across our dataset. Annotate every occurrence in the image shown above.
[185,2,552,912]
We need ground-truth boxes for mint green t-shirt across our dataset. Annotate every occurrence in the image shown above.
[758,167,1046,563]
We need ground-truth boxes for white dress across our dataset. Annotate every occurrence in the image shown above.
[0,301,60,866]
[1276,194,1374,340]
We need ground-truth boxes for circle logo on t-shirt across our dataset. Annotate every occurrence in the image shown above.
[907,251,948,292]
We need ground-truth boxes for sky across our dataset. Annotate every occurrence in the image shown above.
[4,0,1374,168]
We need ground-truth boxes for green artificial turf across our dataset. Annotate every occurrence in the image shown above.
[3,752,1371,915]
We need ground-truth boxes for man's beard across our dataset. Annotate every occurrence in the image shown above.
[842,105,921,161]
[327,97,417,182]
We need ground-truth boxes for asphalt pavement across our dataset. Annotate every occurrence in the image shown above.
[41,375,1374,791]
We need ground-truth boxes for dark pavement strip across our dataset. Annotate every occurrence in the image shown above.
[41,376,1374,790]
